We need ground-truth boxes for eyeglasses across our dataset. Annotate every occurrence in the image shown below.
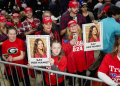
[70,24,77,28]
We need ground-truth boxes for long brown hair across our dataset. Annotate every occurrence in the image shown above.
[50,39,62,63]
[111,36,120,58]
[88,25,99,42]
[33,38,46,58]
[67,24,82,40]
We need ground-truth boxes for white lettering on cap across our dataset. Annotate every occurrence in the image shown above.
[27,8,30,10]
[45,17,50,21]
[13,13,18,16]
[0,17,4,19]
[72,2,77,5]
[68,20,74,24]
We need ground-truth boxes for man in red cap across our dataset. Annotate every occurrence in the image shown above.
[60,1,86,36]
[97,0,114,19]
[19,7,40,40]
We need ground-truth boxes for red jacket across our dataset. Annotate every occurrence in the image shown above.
[44,55,67,85]
[62,37,95,73]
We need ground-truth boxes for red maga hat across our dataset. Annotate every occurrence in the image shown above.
[25,7,32,13]
[43,16,53,24]
[68,1,78,8]
[0,15,6,22]
[12,13,19,18]
[103,6,110,13]
[67,20,77,27]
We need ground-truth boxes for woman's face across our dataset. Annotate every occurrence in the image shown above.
[92,27,98,35]
[0,21,6,27]
[51,43,61,56]
[13,17,19,23]
[81,6,87,12]
[7,18,11,22]
[69,24,78,33]
[43,23,52,32]
[7,29,16,41]
[37,41,44,50]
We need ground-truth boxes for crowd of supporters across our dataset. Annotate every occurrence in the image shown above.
[1,0,120,86]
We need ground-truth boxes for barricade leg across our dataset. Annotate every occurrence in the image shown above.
[0,67,6,86]
[21,67,31,86]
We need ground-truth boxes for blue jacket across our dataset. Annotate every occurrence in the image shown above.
[100,17,120,53]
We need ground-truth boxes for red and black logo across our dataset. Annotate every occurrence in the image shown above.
[7,47,18,54]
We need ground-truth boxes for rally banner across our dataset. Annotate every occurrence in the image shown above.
[26,35,50,66]
[82,22,103,51]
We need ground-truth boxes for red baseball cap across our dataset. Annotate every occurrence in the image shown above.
[25,7,32,13]
[67,20,77,27]
[68,1,78,8]
[0,15,6,22]
[12,13,19,18]
[43,16,53,24]
[103,6,110,13]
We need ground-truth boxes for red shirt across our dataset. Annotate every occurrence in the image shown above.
[73,38,87,72]
[10,22,22,28]
[62,36,88,73]
[29,21,37,28]
[2,38,26,63]
[98,53,120,83]
[44,55,67,85]
[2,38,27,78]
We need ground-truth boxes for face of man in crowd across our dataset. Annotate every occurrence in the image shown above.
[115,14,120,19]
[25,11,33,19]
[70,6,79,14]
[105,0,111,6]
[44,13,51,17]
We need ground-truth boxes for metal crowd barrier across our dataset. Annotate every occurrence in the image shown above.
[0,61,105,86]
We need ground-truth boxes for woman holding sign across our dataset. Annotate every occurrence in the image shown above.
[2,26,30,86]
[98,36,120,86]
[62,20,95,86]
[33,38,47,58]
[88,25,100,42]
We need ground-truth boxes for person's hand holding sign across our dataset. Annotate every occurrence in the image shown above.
[92,20,98,24]
[48,58,54,66]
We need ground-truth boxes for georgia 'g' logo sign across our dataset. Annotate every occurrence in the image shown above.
[7,47,18,54]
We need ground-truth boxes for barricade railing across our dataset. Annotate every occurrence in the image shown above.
[0,60,115,86]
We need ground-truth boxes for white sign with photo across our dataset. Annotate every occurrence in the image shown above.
[26,35,50,66]
[82,22,103,51]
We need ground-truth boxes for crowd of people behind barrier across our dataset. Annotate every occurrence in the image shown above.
[1,0,120,86]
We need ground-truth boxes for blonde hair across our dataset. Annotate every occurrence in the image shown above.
[67,24,82,39]
[19,11,25,20]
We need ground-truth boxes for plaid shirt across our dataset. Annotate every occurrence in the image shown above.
[19,18,40,37]
[60,11,86,31]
